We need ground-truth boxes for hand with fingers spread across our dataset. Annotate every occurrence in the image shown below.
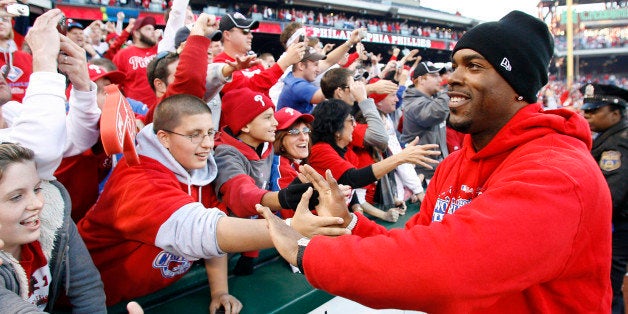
[298,165,352,224]
[58,35,91,91]
[397,137,440,170]
[290,188,349,238]
[404,49,420,62]
[224,54,259,74]
[25,8,64,73]
[256,187,348,266]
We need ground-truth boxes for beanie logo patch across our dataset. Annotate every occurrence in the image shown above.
[254,94,267,107]
[500,58,512,71]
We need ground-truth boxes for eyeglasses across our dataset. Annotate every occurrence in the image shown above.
[163,129,215,144]
[339,85,350,91]
[286,127,311,136]
[345,116,356,125]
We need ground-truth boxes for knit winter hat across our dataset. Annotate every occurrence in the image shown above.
[452,11,554,103]
[222,88,275,134]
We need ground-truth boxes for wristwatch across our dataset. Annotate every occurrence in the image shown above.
[296,237,310,274]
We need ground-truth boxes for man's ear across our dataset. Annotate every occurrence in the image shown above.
[156,130,170,149]
[240,124,250,134]
[154,78,167,94]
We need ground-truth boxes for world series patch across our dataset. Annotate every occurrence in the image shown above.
[600,150,621,172]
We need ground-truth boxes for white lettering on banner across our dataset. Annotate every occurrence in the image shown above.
[306,26,436,49]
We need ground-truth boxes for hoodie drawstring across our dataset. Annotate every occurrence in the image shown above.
[64,244,70,295]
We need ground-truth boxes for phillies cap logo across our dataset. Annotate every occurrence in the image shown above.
[88,64,103,74]
[254,94,266,107]
[285,108,295,116]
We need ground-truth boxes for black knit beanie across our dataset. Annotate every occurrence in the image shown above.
[452,11,554,103]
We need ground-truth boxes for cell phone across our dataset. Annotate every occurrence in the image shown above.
[298,34,305,42]
[57,14,67,35]
[6,3,29,16]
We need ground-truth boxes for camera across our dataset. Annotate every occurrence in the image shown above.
[57,14,67,35]
[6,3,29,16]
[359,29,368,39]
[298,34,305,42]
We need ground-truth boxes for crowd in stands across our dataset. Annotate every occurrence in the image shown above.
[554,26,628,50]
[244,4,464,41]
[0,0,625,312]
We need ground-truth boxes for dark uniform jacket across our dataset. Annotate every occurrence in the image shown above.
[591,120,628,222]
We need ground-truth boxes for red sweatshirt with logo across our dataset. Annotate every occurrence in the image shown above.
[303,103,612,313]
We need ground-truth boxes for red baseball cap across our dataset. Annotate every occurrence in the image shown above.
[87,64,125,84]
[275,107,314,131]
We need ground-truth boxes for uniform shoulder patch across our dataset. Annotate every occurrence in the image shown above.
[600,150,621,172]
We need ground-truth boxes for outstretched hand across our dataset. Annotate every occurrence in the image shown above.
[291,187,348,238]
[299,165,352,225]
[256,204,302,266]
[400,137,441,170]
[225,54,260,72]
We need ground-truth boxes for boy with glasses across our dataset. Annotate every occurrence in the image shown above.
[78,93,346,307]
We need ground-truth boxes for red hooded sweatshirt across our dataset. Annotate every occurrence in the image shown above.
[302,103,612,313]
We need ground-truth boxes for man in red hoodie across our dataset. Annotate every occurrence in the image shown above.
[258,10,613,313]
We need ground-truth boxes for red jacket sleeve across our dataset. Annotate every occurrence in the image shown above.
[144,35,211,123]
[220,63,284,96]
[219,174,268,217]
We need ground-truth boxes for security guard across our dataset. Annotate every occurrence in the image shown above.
[581,83,628,314]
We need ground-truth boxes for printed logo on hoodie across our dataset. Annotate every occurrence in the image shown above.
[432,185,484,222]
[152,251,192,278]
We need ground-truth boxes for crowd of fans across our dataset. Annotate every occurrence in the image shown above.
[0,0,625,312]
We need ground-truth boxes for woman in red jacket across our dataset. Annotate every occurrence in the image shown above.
[308,99,438,199]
